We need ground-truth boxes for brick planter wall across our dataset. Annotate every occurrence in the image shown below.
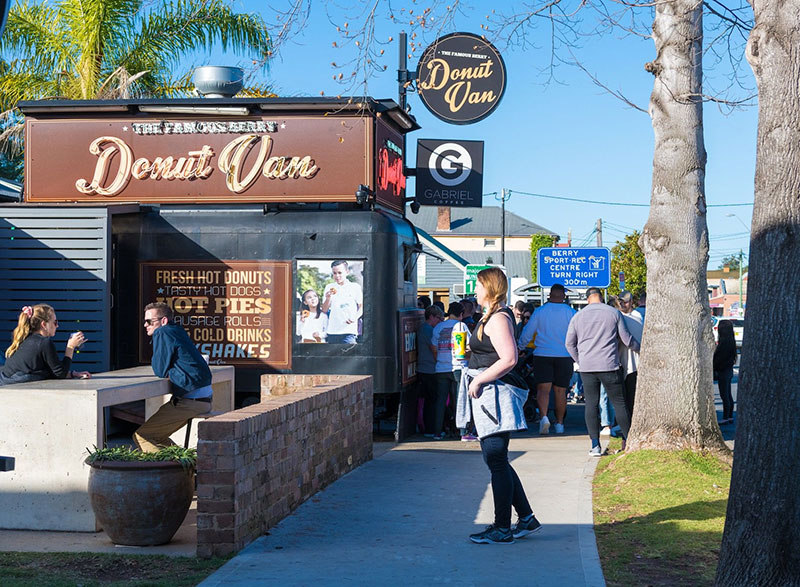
[195,374,373,558]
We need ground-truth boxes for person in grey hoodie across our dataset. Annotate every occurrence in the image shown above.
[566,287,640,456]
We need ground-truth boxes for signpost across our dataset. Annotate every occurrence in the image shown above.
[537,247,611,288]
[464,263,495,295]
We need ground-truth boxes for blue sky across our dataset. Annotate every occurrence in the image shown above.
[212,1,755,267]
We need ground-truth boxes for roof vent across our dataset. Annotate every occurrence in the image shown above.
[193,66,244,98]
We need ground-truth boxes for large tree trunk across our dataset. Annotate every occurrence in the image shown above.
[715,2,800,583]
[629,0,729,455]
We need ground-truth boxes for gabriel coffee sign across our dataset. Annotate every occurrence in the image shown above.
[416,32,507,125]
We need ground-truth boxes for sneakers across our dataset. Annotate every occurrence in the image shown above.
[469,524,514,544]
[554,423,565,434]
[599,426,611,436]
[539,416,551,435]
[512,515,542,539]
[461,433,478,442]
[589,445,604,457]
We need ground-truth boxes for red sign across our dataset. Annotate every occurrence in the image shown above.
[374,118,405,208]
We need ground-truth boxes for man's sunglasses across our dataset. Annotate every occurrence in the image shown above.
[143,317,163,326]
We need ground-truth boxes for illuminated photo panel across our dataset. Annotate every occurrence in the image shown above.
[296,259,364,344]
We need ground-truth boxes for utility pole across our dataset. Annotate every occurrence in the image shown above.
[596,218,603,247]
[739,248,744,317]
[500,188,509,267]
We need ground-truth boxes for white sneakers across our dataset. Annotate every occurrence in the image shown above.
[539,417,565,434]
[539,416,550,435]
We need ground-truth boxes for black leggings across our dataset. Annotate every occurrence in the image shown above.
[480,431,533,528]
[717,368,734,420]
[582,369,630,440]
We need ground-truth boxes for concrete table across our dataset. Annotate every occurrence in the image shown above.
[0,365,234,531]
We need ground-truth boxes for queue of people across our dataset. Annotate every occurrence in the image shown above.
[438,284,736,544]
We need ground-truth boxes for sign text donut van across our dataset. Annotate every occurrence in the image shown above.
[416,32,507,125]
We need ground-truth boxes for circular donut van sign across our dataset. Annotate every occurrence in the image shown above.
[416,32,507,125]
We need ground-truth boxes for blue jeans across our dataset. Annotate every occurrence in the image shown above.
[0,371,41,386]
[480,432,533,528]
[599,385,615,428]
[326,333,357,344]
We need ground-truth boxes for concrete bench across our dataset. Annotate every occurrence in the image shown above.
[0,365,234,532]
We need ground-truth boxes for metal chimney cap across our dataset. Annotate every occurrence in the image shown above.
[193,66,244,98]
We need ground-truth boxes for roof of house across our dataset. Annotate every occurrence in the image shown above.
[707,269,746,279]
[409,205,557,238]
[418,244,532,289]
[0,178,21,202]
[416,227,468,268]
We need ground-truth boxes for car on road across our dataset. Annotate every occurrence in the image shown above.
[711,316,744,348]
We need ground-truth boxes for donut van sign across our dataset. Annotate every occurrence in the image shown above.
[24,115,371,203]
[416,32,507,125]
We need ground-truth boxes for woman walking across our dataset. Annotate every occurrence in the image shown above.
[457,268,540,544]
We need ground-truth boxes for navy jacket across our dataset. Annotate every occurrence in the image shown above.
[151,323,212,397]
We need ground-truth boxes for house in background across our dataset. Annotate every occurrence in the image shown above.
[707,267,747,317]
[411,206,558,304]
[0,178,22,202]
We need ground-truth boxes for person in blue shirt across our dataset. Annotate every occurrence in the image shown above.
[133,302,212,452]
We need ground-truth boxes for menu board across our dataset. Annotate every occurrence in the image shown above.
[139,260,291,368]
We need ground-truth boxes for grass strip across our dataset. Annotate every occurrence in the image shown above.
[0,552,228,586]
[593,438,731,587]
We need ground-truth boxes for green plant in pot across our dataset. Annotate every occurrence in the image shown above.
[85,446,196,546]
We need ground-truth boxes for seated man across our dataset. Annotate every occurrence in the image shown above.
[133,302,212,452]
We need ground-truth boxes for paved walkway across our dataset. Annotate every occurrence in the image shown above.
[201,404,607,587]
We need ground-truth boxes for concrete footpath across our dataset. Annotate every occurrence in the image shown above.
[201,404,607,587]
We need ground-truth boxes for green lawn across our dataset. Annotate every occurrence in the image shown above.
[593,438,731,587]
[0,552,228,586]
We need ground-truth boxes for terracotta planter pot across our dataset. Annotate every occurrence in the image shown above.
[87,460,194,546]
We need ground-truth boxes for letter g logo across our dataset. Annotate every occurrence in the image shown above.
[428,143,472,187]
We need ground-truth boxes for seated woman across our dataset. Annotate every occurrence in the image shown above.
[297,289,328,343]
[1,304,90,385]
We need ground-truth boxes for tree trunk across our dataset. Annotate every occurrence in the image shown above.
[715,2,800,583]
[630,0,729,455]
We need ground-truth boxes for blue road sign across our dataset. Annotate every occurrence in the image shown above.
[537,247,611,288]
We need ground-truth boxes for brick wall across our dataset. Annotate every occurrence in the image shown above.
[195,374,373,558]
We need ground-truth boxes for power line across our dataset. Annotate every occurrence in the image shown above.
[507,189,753,209]
[603,221,639,232]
